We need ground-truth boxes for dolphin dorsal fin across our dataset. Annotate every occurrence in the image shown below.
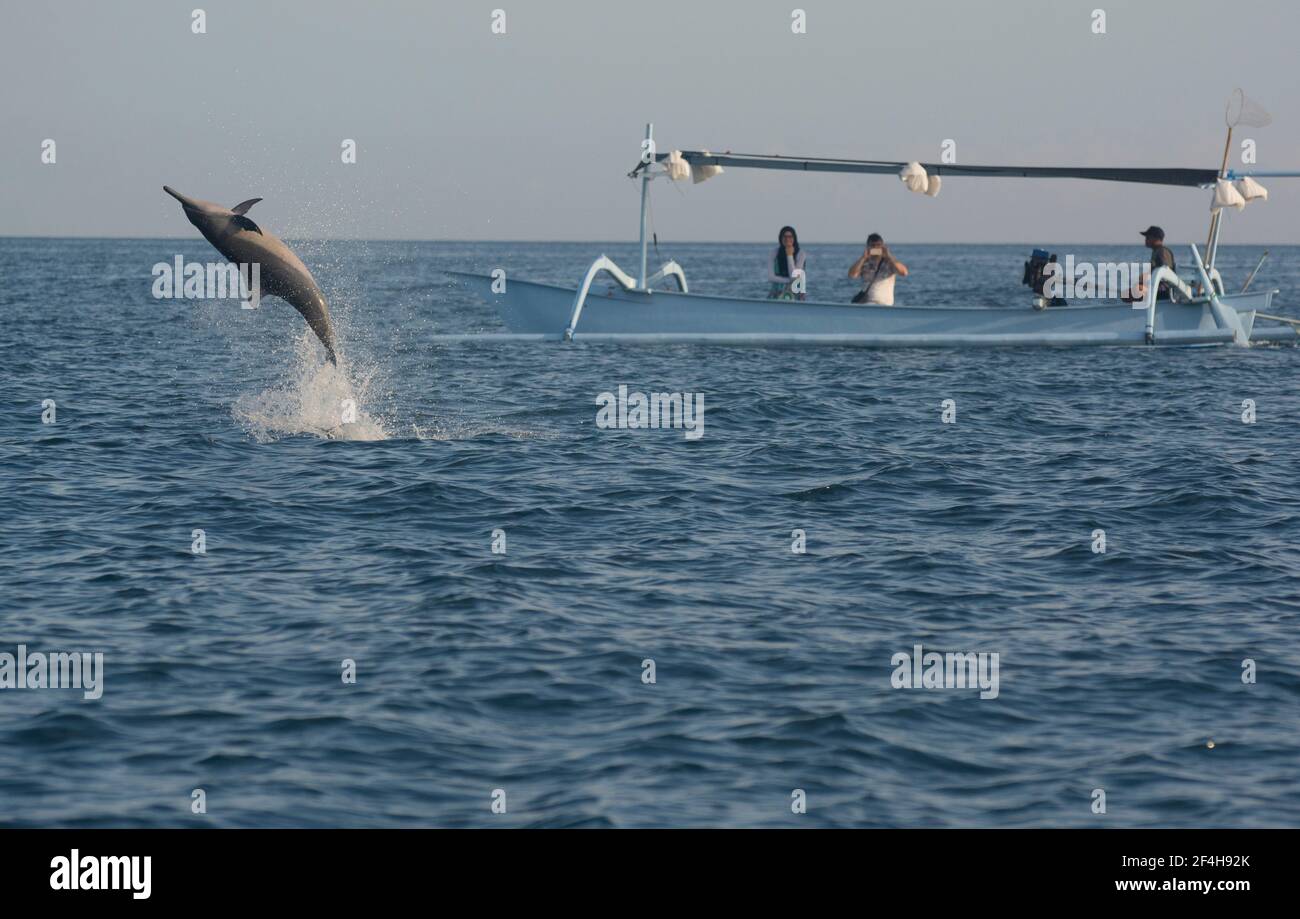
[231,197,262,215]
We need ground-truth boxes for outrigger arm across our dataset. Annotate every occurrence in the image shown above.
[1190,244,1250,345]
[565,256,634,341]
[1141,265,1195,344]
[563,255,688,341]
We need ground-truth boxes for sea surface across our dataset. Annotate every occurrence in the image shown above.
[2,238,1299,828]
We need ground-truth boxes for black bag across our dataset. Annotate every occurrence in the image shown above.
[852,256,888,304]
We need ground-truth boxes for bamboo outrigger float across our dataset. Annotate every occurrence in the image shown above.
[454,111,1299,348]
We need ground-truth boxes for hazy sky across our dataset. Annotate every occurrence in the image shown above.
[3,0,1299,242]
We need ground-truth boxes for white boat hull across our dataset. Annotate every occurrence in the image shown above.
[453,273,1294,347]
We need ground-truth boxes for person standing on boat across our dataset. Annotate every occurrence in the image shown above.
[768,226,808,300]
[849,233,909,305]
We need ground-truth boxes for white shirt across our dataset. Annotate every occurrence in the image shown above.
[859,257,898,306]
[769,247,807,283]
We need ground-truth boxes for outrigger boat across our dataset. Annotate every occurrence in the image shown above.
[454,116,1300,348]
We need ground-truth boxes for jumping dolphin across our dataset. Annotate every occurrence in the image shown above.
[164,186,338,363]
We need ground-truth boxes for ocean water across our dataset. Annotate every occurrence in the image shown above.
[2,238,1299,828]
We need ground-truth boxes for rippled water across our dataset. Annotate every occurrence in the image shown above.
[2,238,1299,827]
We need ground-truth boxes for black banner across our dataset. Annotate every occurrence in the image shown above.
[0,828,1283,905]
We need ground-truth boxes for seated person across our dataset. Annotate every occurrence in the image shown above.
[848,233,908,305]
[768,225,807,300]
[1128,225,1178,301]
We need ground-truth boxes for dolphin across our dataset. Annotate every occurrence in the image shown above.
[164,186,338,363]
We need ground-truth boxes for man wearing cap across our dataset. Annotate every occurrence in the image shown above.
[1139,226,1177,300]
[848,233,909,305]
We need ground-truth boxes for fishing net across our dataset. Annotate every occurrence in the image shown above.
[1226,88,1272,128]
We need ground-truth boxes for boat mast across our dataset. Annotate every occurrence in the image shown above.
[638,123,653,290]
[1203,125,1233,282]
[1205,91,1275,284]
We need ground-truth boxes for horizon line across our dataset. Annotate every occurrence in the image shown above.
[0,234,1294,247]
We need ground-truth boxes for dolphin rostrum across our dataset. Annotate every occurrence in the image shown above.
[164,186,338,363]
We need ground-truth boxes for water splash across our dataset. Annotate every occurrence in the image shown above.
[232,330,389,442]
